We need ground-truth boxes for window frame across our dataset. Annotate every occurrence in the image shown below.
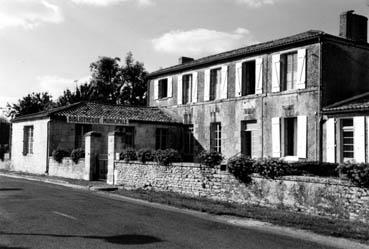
[182,74,193,104]
[282,117,297,157]
[280,51,298,91]
[23,125,34,156]
[241,60,256,96]
[75,124,92,149]
[158,78,168,99]
[156,128,169,150]
[209,67,221,101]
[340,118,354,162]
[210,122,221,153]
[116,126,135,149]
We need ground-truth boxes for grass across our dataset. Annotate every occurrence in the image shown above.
[114,188,369,243]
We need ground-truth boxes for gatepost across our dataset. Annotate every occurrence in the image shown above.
[84,131,102,181]
[107,131,124,185]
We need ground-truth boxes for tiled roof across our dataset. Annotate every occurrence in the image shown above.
[322,92,369,114]
[12,102,180,124]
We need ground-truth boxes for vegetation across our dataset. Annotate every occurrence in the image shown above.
[337,162,369,188]
[227,155,255,183]
[197,150,223,168]
[119,148,137,162]
[7,92,54,118]
[52,149,70,163]
[154,149,182,166]
[70,148,85,164]
[137,148,155,163]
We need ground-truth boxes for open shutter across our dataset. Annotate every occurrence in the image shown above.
[153,80,158,100]
[297,116,307,158]
[177,75,183,105]
[204,69,210,101]
[167,77,172,98]
[272,54,280,93]
[272,117,281,158]
[296,48,306,89]
[326,118,335,163]
[221,65,228,99]
[255,57,263,94]
[235,62,242,97]
[354,116,365,163]
[192,72,198,103]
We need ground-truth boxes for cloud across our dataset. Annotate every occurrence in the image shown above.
[69,0,154,7]
[235,0,284,7]
[152,28,257,56]
[0,0,64,30]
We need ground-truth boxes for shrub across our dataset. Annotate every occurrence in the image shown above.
[155,149,182,166]
[198,150,223,168]
[287,161,339,177]
[52,149,69,163]
[119,148,137,162]
[253,158,289,179]
[337,162,369,188]
[137,148,155,163]
[70,148,85,164]
[227,155,255,183]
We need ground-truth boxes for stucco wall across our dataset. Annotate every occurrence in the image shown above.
[11,119,49,174]
[48,157,85,179]
[115,162,369,223]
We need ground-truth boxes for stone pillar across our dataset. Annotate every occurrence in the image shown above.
[107,131,123,185]
[84,131,101,181]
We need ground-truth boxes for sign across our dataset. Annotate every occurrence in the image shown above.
[67,116,129,125]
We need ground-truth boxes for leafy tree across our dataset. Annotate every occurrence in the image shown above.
[56,83,91,106]
[7,92,54,118]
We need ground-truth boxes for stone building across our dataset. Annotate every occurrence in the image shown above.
[147,10,369,162]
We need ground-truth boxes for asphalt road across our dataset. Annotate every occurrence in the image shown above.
[0,176,340,249]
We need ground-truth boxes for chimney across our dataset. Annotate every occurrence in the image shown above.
[339,10,368,43]
[178,56,194,64]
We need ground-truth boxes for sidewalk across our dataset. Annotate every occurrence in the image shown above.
[0,169,369,249]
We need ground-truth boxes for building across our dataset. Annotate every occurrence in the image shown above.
[147,10,369,162]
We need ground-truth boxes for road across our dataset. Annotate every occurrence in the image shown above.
[0,176,340,249]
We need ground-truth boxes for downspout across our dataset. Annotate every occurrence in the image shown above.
[45,120,50,174]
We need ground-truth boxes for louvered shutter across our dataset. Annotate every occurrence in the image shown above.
[296,48,306,89]
[272,117,281,158]
[204,69,210,101]
[167,77,172,98]
[255,57,263,94]
[221,65,228,99]
[153,80,158,100]
[192,72,198,103]
[297,116,307,158]
[177,75,183,105]
[235,62,242,97]
[326,118,335,163]
[354,116,365,163]
[272,54,280,93]
[23,126,28,155]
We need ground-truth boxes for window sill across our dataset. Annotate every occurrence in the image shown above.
[156,97,172,101]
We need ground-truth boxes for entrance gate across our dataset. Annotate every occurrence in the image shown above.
[95,153,108,180]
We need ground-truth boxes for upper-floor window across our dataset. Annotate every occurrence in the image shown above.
[23,126,34,155]
[182,74,192,104]
[158,78,168,99]
[281,52,298,91]
[241,60,256,96]
[210,68,221,101]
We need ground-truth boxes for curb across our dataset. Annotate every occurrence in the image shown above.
[1,172,369,249]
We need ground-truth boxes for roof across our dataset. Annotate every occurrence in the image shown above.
[12,102,180,124]
[148,30,369,78]
[322,92,369,114]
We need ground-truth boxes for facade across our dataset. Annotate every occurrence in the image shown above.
[147,11,369,162]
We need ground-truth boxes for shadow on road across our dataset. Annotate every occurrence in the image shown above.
[0,246,29,249]
[0,188,22,191]
[0,232,162,245]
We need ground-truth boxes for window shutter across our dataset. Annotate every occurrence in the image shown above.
[296,48,306,89]
[326,118,335,163]
[204,69,210,101]
[153,80,158,100]
[297,115,307,158]
[177,75,183,105]
[167,77,173,98]
[354,116,365,163]
[235,62,242,97]
[221,65,228,99]
[272,117,281,157]
[192,72,198,103]
[23,127,28,155]
[255,57,263,94]
[272,54,280,93]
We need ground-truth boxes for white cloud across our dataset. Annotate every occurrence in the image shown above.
[236,0,284,7]
[0,0,64,30]
[152,28,257,56]
[69,0,154,7]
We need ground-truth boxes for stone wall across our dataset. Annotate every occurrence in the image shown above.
[114,161,369,223]
[48,157,85,179]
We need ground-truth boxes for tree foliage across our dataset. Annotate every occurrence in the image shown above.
[7,92,54,118]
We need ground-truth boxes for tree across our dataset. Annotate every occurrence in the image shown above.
[7,92,54,118]
[56,83,92,106]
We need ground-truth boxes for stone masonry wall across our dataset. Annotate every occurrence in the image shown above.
[48,157,85,180]
[115,162,369,223]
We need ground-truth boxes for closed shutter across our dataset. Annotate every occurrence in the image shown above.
[221,65,228,99]
[153,80,158,100]
[255,57,263,94]
[167,77,173,98]
[192,72,198,103]
[272,54,280,93]
[297,116,307,158]
[204,69,210,101]
[177,75,183,105]
[296,48,306,89]
[354,116,365,163]
[326,118,335,163]
[23,126,28,155]
[272,117,281,157]
[235,62,242,97]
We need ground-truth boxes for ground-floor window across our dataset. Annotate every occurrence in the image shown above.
[156,128,168,150]
[116,126,135,148]
[283,117,297,156]
[210,122,221,153]
[241,120,257,157]
[341,118,354,161]
[75,124,92,149]
[23,126,34,155]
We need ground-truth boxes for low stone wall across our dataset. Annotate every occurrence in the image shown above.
[114,161,369,223]
[49,157,85,179]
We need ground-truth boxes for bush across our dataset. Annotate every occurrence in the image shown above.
[198,150,223,168]
[287,161,339,177]
[137,148,154,163]
[253,158,289,179]
[119,148,137,162]
[227,155,255,183]
[52,149,69,163]
[70,148,85,164]
[155,149,182,166]
[337,162,369,188]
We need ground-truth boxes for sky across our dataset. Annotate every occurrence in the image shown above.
[0,0,369,111]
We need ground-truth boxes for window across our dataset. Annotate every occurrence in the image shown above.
[210,122,221,153]
[184,127,194,155]
[281,52,298,91]
[158,78,168,99]
[182,74,192,104]
[156,128,168,150]
[209,68,221,101]
[23,126,33,155]
[116,126,135,148]
[75,124,92,149]
[341,119,354,161]
[283,117,297,156]
[241,120,257,157]
[241,60,255,96]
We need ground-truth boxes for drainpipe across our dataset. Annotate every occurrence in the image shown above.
[45,120,50,174]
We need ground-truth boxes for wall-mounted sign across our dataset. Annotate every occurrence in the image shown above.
[67,116,129,125]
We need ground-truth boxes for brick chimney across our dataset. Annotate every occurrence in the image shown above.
[178,56,194,64]
[339,10,368,43]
